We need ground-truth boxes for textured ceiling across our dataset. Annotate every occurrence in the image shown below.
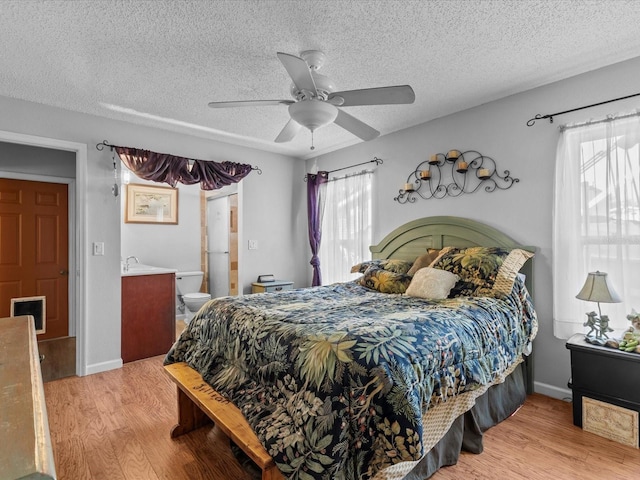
[2,1,640,160]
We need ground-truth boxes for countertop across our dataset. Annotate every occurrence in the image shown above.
[121,264,178,277]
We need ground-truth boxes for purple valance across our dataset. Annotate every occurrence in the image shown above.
[113,146,256,190]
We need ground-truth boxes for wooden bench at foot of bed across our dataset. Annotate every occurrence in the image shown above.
[164,362,284,480]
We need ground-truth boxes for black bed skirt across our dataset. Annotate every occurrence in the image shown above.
[402,362,527,479]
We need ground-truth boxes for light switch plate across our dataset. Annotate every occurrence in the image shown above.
[93,242,104,256]
[248,240,258,250]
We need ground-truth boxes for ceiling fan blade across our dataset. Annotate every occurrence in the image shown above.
[208,100,294,108]
[334,109,380,141]
[328,85,415,107]
[274,119,302,143]
[277,52,317,94]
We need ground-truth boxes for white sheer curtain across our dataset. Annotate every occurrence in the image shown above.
[553,112,640,338]
[319,170,373,285]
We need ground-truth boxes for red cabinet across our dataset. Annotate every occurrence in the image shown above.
[121,273,175,363]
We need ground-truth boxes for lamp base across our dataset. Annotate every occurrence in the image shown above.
[583,312,614,343]
[584,334,607,346]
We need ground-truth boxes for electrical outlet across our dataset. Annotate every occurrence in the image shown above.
[93,242,104,256]
[248,239,258,250]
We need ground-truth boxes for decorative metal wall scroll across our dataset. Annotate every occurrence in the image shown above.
[394,149,519,204]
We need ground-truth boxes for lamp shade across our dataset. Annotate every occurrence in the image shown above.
[289,100,338,132]
[575,271,622,303]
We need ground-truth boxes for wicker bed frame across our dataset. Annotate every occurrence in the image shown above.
[164,216,535,480]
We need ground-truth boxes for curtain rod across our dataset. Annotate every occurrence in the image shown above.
[96,140,262,174]
[304,157,383,181]
[526,92,640,127]
[559,110,640,131]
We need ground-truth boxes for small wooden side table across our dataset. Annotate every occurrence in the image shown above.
[251,280,294,294]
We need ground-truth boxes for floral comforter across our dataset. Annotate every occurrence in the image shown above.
[165,278,537,480]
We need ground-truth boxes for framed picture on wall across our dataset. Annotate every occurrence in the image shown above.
[11,296,46,334]
[125,183,179,224]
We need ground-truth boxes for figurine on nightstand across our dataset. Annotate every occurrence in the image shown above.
[583,311,613,346]
[606,310,640,353]
[598,315,614,338]
[583,311,598,338]
[627,309,640,333]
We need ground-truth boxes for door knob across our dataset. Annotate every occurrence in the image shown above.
[60,269,69,276]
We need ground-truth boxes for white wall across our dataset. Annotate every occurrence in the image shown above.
[121,180,203,272]
[307,56,640,398]
[0,95,304,374]
[5,54,639,386]
[0,141,76,177]
[121,155,310,293]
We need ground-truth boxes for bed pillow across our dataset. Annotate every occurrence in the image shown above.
[429,246,534,298]
[358,266,412,294]
[405,267,459,300]
[407,249,441,276]
[350,258,413,275]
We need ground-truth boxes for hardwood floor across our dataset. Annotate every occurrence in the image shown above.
[44,357,640,480]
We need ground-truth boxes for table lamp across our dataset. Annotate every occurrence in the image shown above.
[576,271,621,345]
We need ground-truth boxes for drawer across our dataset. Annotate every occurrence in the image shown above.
[251,281,293,294]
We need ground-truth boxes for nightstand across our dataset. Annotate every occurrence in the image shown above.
[566,333,640,447]
[251,280,294,294]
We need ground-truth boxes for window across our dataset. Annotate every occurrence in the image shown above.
[320,171,373,285]
[553,113,640,338]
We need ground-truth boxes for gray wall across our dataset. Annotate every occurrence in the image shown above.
[0,141,76,177]
[120,179,203,273]
[3,54,639,392]
[0,95,307,375]
[307,56,640,398]
[120,154,307,294]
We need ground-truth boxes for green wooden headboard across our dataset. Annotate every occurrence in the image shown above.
[370,216,536,393]
[370,215,535,294]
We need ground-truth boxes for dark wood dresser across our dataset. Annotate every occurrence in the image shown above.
[566,333,640,447]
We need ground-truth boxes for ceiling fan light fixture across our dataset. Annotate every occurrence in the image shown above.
[289,100,338,132]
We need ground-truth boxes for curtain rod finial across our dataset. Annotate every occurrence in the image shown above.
[526,114,544,127]
[96,140,115,151]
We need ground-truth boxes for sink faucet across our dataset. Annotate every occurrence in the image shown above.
[124,256,140,271]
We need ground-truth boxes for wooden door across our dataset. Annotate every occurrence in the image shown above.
[0,179,69,340]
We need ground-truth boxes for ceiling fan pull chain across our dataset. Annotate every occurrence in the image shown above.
[311,131,315,150]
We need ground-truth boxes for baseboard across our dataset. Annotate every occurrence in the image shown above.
[85,358,123,376]
[534,381,572,401]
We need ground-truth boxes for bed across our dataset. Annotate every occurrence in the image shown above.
[164,216,537,480]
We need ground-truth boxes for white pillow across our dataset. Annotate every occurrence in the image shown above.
[405,267,459,300]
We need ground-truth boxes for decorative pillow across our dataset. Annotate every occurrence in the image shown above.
[407,249,441,276]
[351,258,413,275]
[405,267,459,300]
[358,266,412,294]
[429,246,534,298]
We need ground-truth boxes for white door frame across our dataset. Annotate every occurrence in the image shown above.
[206,194,231,298]
[204,184,243,296]
[0,130,88,376]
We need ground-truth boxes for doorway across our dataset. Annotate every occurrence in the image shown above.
[0,131,87,377]
[0,177,75,382]
[205,193,238,298]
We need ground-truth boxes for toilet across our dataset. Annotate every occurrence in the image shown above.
[175,271,211,323]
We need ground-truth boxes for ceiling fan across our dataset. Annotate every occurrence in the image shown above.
[208,50,415,149]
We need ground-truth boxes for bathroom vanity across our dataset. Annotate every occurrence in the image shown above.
[121,265,177,363]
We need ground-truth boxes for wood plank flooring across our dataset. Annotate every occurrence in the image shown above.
[44,357,640,480]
